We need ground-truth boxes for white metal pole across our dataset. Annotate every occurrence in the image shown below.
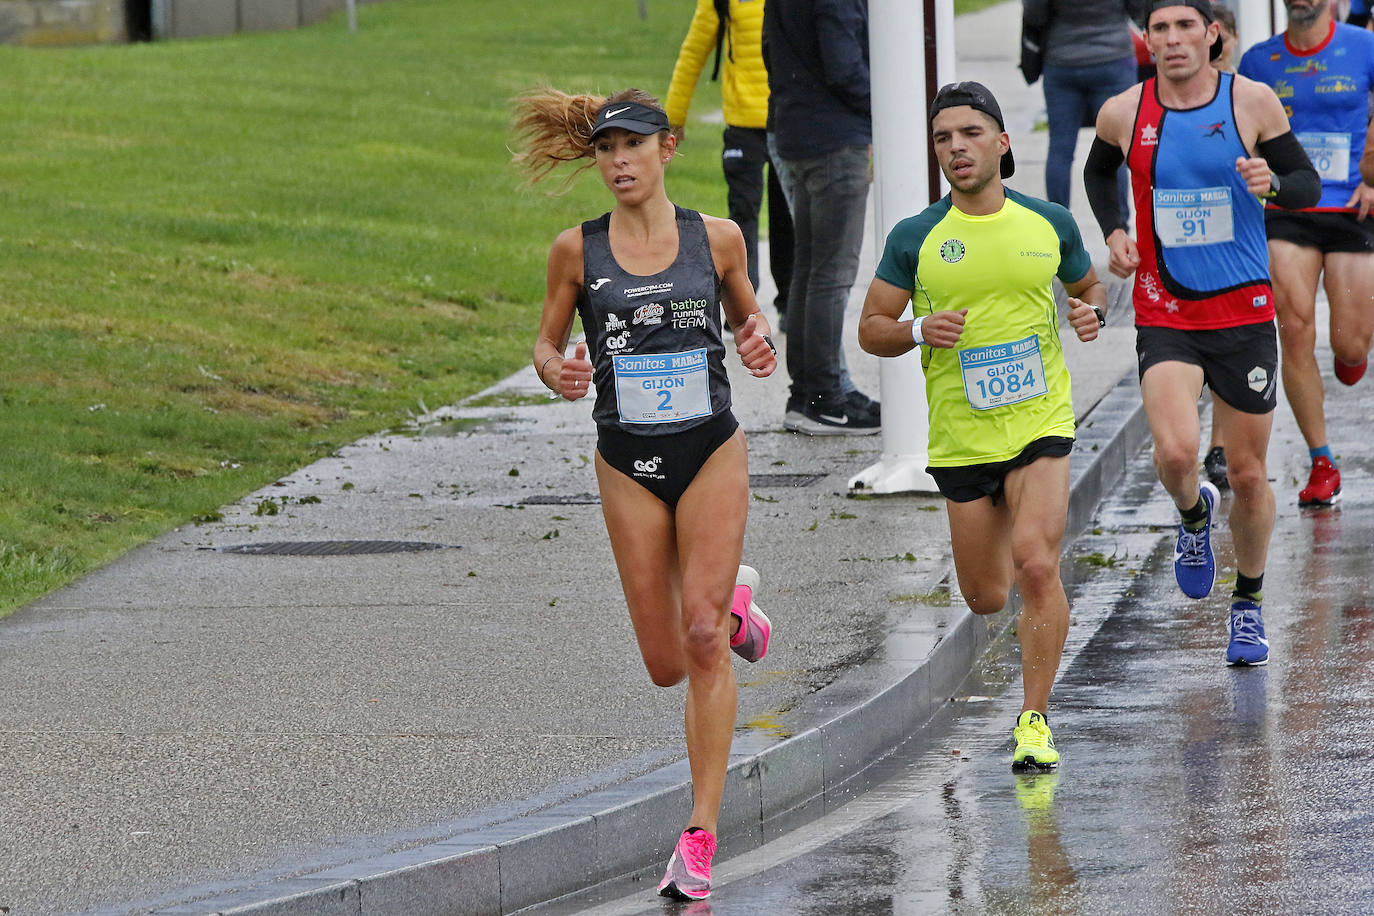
[150,0,168,39]
[848,0,955,495]
[346,0,357,32]
[1236,0,1286,55]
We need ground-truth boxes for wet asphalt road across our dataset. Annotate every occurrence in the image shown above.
[533,398,1374,916]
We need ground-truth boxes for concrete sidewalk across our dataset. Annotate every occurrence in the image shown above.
[0,4,1148,914]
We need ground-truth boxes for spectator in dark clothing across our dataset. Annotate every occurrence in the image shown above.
[665,0,793,314]
[1025,0,1145,215]
[764,0,880,435]
[1351,0,1371,30]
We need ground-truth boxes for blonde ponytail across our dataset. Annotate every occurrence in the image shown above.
[512,87,668,188]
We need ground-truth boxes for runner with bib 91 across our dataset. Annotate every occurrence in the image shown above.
[1085,0,1320,666]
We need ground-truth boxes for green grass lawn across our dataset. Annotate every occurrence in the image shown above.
[0,0,1003,617]
[956,0,1011,12]
[0,0,725,615]
[954,0,1010,14]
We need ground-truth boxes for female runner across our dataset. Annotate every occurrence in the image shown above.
[516,87,776,901]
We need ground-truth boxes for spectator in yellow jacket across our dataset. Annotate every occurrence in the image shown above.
[667,0,793,315]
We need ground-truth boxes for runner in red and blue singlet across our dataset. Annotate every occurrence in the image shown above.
[1084,0,1320,668]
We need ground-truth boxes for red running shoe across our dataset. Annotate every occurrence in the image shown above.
[1298,455,1342,506]
[1334,357,1367,386]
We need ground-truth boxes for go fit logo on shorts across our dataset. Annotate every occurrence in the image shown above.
[633,455,665,478]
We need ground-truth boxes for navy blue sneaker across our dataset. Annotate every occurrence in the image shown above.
[1203,446,1228,491]
[786,393,880,436]
[1226,600,1269,666]
[844,390,881,423]
[1174,481,1219,599]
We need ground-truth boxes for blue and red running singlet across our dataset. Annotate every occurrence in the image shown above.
[1127,73,1273,330]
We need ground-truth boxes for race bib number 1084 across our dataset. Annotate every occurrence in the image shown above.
[958,335,1049,411]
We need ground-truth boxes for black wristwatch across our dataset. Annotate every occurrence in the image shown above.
[1090,305,1106,328]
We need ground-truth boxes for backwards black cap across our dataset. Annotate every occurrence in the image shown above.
[928,81,1015,179]
[1147,0,1224,60]
[589,99,670,140]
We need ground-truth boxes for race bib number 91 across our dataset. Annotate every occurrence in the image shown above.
[959,335,1049,411]
[1154,186,1234,247]
[613,349,711,424]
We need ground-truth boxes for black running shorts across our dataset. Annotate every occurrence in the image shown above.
[596,410,739,507]
[1264,209,1374,254]
[929,436,1074,505]
[1136,322,1278,414]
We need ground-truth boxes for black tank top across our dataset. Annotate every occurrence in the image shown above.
[577,206,732,434]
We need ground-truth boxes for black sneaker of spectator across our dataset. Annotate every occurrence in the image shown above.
[787,393,880,436]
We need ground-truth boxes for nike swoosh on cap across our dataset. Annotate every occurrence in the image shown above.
[604,106,630,119]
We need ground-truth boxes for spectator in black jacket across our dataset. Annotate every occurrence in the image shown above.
[765,0,880,435]
[1025,0,1145,215]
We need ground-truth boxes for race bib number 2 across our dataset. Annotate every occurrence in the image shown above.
[613,349,711,424]
[959,335,1049,410]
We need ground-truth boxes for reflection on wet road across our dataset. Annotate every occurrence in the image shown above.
[539,401,1374,915]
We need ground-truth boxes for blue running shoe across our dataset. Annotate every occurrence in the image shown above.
[1174,481,1219,599]
[1227,600,1269,666]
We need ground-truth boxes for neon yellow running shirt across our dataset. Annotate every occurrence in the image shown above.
[874,188,1092,467]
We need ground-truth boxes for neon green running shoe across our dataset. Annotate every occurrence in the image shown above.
[1012,710,1059,772]
[1015,770,1059,814]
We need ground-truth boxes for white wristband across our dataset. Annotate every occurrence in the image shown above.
[911,316,927,347]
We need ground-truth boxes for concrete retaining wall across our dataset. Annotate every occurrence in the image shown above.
[0,0,350,45]
[0,0,123,45]
[154,0,345,40]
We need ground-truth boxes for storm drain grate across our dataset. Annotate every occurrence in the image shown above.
[519,493,601,506]
[749,472,826,488]
[218,540,455,556]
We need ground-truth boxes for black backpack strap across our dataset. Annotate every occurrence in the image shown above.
[710,0,730,81]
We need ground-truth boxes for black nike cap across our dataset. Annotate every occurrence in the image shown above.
[929,81,1015,179]
[589,99,670,140]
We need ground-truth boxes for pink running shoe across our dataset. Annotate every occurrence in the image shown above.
[729,565,772,663]
[658,827,717,900]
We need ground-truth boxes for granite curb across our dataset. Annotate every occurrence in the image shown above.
[156,370,1151,916]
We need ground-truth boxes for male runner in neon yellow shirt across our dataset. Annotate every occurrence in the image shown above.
[859,82,1107,771]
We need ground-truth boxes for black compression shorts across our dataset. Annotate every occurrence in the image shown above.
[928,436,1074,505]
[596,410,739,507]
